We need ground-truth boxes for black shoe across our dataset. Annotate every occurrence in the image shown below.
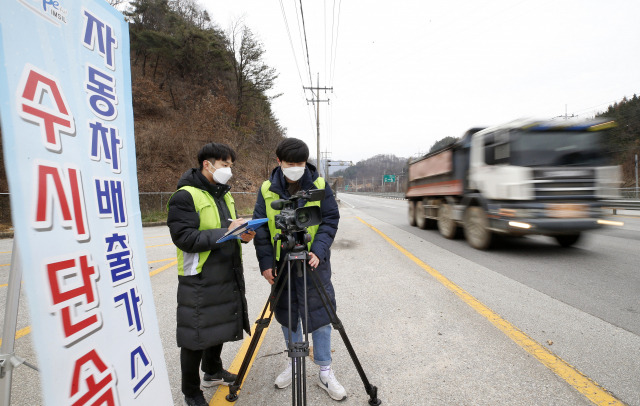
[202,369,237,387]
[183,392,207,406]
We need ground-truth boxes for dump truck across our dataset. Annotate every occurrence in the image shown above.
[405,118,620,249]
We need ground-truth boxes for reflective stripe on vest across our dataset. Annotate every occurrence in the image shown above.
[170,186,238,276]
[261,177,325,261]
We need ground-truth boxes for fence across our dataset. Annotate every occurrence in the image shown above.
[1,187,637,230]
[0,191,259,230]
[342,190,640,211]
[139,191,257,219]
[619,187,640,199]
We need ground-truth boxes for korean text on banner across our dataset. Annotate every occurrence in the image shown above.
[0,1,172,405]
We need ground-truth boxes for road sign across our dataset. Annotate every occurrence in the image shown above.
[384,175,396,183]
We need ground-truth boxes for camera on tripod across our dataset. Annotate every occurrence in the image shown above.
[226,186,381,406]
[271,188,325,235]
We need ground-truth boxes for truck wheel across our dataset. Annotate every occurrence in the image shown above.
[555,233,581,248]
[464,206,492,250]
[438,203,457,239]
[408,200,417,227]
[415,199,428,229]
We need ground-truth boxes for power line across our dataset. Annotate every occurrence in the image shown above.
[279,0,305,90]
[278,0,318,141]
[324,0,327,85]
[292,0,312,86]
[329,0,342,86]
[329,0,336,85]
[298,0,314,87]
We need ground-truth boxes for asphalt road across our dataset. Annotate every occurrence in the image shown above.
[1,195,639,405]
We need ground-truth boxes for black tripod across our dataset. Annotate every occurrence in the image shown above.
[226,232,381,406]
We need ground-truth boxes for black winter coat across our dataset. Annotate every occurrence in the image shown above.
[253,163,339,333]
[167,169,250,350]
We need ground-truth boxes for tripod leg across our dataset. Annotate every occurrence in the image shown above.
[225,270,290,402]
[308,270,382,406]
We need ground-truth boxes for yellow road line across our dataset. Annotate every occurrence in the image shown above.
[0,326,31,348]
[356,216,624,406]
[2,260,177,345]
[210,308,273,405]
[148,257,177,264]
[1,258,177,287]
[0,263,9,267]
[149,260,177,277]
[145,243,174,248]
[611,214,640,220]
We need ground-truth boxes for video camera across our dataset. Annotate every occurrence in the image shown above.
[270,188,325,235]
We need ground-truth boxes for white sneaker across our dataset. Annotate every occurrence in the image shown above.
[318,367,347,401]
[274,360,292,389]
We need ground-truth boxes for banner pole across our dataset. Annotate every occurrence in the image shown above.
[0,240,22,406]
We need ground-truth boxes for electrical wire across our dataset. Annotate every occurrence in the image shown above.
[279,0,305,93]
[329,0,342,86]
[298,0,314,87]
[278,0,318,140]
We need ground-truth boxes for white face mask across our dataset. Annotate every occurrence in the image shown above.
[282,166,305,182]
[207,165,233,184]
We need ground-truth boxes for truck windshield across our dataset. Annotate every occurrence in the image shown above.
[509,130,608,167]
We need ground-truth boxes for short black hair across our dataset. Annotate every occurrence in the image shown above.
[197,142,236,169]
[276,138,309,163]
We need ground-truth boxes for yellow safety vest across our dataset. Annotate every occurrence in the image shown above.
[170,186,239,276]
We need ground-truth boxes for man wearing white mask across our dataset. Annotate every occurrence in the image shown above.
[167,142,255,406]
[252,138,346,401]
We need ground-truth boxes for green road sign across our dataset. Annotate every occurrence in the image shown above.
[383,175,396,183]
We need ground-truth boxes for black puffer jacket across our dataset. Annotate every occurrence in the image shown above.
[167,169,250,350]
[253,163,340,333]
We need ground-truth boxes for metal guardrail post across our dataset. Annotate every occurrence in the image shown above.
[1,242,22,406]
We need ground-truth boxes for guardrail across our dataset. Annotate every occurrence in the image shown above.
[600,199,640,213]
[0,191,259,227]
[340,191,640,212]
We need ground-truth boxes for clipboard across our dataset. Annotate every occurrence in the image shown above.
[216,218,269,243]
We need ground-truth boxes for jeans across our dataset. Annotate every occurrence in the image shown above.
[282,319,332,366]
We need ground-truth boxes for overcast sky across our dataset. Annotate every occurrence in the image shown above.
[204,1,640,164]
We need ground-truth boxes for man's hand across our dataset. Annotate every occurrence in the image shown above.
[308,252,320,269]
[228,218,246,231]
[240,230,256,242]
[262,268,275,285]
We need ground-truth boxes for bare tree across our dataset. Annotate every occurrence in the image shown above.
[227,20,279,127]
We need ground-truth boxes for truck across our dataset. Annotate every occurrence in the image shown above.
[405,118,621,249]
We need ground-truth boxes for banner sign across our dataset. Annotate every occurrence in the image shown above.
[0,1,172,404]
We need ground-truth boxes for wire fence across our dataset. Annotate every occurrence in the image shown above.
[0,191,259,229]
[1,187,638,229]
[138,192,258,217]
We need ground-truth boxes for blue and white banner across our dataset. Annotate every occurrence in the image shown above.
[0,1,172,404]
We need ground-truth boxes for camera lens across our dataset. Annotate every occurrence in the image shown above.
[297,212,310,224]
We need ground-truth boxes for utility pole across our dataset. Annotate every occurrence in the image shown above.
[321,150,331,179]
[304,73,332,174]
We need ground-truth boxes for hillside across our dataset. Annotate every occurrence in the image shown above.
[125,0,285,193]
[596,95,640,187]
